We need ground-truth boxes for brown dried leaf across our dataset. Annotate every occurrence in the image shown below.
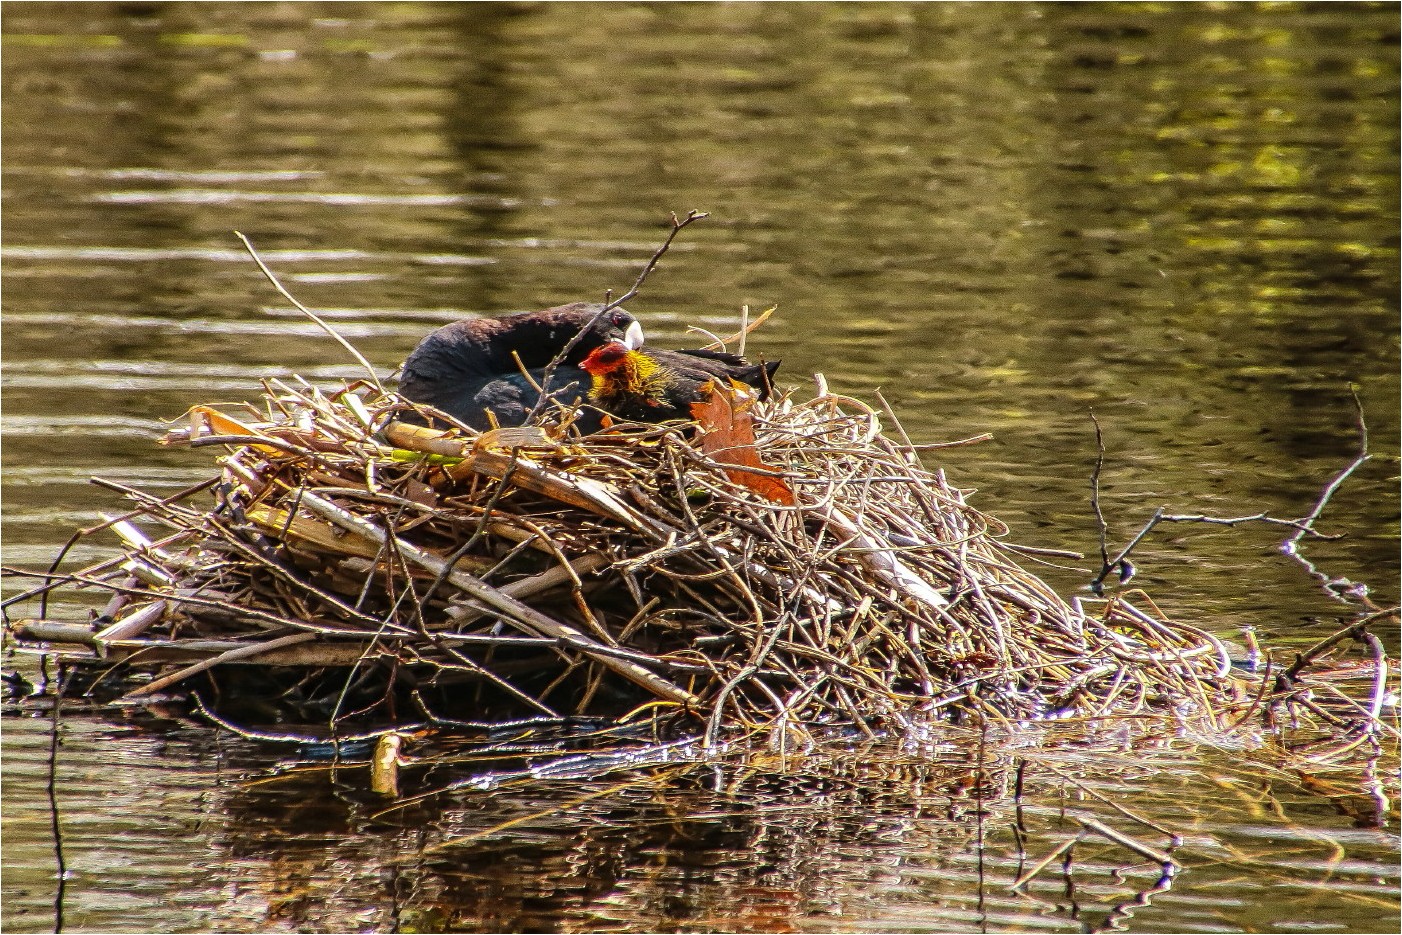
[690,381,795,505]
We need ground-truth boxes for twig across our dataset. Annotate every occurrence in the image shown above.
[1088,410,1111,578]
[443,553,609,625]
[1283,386,1370,557]
[1089,507,1161,596]
[1277,388,1377,607]
[1036,760,1183,839]
[119,632,318,699]
[811,500,948,608]
[611,209,709,312]
[911,433,995,450]
[234,231,385,393]
[420,450,523,610]
[1001,542,1084,560]
[698,304,777,352]
[1282,609,1397,682]
[524,210,709,425]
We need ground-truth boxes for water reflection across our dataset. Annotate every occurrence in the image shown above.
[3,2,1398,933]
[5,708,1395,934]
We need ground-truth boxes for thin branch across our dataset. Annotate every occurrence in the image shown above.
[1087,390,1374,602]
[1160,510,1339,536]
[235,231,386,393]
[1282,608,1398,682]
[611,209,709,312]
[1089,410,1110,571]
[524,210,708,425]
[697,304,777,352]
[1276,387,1377,606]
[1089,507,1161,596]
[1283,385,1370,557]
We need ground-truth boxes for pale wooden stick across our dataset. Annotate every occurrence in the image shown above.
[812,501,948,608]
[94,600,167,642]
[443,553,609,625]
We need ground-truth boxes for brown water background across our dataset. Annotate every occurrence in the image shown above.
[2,3,1398,933]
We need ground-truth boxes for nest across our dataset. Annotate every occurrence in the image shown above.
[8,370,1293,748]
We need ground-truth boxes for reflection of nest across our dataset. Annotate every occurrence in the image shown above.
[8,373,1295,744]
[202,735,1198,934]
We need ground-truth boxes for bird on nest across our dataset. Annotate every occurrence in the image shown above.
[579,341,779,425]
[397,302,642,431]
[397,302,778,432]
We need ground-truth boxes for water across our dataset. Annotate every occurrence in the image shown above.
[3,3,1397,932]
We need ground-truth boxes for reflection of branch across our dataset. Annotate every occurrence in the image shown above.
[1010,814,1178,895]
[1087,391,1376,606]
[1010,834,1077,890]
[1076,816,1178,869]
[1093,871,1175,934]
[1011,806,1179,934]
[524,210,709,425]
[47,664,68,935]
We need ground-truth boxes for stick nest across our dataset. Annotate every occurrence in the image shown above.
[17,371,1297,746]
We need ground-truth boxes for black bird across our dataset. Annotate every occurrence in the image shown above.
[397,302,645,430]
[579,341,780,423]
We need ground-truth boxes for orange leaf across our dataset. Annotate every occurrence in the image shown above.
[188,406,282,455]
[690,381,795,505]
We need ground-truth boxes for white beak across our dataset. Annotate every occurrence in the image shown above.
[622,319,645,350]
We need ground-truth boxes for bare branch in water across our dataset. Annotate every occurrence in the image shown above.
[1284,385,1370,556]
[1087,389,1378,607]
[1087,411,1115,594]
[1279,386,1376,607]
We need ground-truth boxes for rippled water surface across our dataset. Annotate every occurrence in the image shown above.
[3,3,1398,933]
